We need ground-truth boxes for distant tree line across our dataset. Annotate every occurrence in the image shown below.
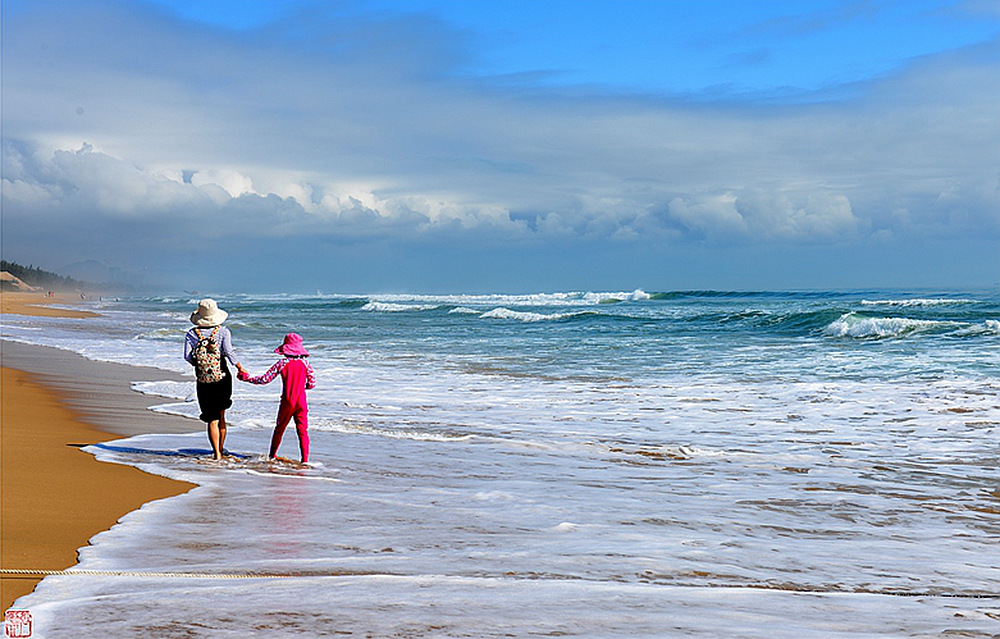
[0,260,88,291]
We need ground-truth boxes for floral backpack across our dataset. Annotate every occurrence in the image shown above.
[192,326,224,384]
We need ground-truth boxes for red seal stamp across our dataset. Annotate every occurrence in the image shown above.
[4,610,32,638]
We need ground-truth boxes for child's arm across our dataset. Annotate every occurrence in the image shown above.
[239,359,286,385]
[305,361,316,390]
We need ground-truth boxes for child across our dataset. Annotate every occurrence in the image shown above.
[238,333,316,463]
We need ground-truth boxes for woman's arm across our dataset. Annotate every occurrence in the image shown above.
[218,327,246,373]
[183,330,197,366]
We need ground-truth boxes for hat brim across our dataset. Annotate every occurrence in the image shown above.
[275,345,309,357]
[190,309,228,327]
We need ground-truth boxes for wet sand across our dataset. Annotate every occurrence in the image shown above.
[1,297,198,610]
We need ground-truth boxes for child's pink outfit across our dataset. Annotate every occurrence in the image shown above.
[240,334,316,462]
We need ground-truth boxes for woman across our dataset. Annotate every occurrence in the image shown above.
[184,298,247,460]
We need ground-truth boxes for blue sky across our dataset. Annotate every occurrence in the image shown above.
[142,0,997,94]
[2,0,998,292]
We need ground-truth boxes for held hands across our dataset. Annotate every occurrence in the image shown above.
[236,366,250,382]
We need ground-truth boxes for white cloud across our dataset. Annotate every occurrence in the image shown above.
[4,142,209,216]
[189,169,255,200]
[663,190,859,240]
[667,194,746,238]
[738,190,859,238]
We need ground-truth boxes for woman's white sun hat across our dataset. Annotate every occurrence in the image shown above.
[190,298,229,327]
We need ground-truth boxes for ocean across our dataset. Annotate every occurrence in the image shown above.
[4,288,1000,637]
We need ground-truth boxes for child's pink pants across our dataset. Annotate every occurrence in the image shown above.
[269,400,309,462]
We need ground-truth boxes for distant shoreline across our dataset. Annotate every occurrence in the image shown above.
[1,291,99,319]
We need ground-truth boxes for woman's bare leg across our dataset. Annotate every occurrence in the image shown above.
[208,418,223,460]
[218,410,228,456]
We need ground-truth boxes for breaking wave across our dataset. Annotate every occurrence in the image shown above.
[860,298,977,307]
[480,307,596,323]
[823,313,956,339]
[362,301,441,313]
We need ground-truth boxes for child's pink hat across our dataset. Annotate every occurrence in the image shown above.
[275,333,309,357]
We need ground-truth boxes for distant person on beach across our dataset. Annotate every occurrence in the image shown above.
[238,333,316,464]
[184,298,247,460]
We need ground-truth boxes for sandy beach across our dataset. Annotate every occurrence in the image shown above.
[1,293,197,611]
[0,291,99,320]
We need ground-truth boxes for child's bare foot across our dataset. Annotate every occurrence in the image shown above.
[270,455,306,467]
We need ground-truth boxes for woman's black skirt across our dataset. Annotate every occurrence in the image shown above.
[196,359,232,423]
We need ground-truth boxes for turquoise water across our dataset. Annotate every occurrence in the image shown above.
[4,288,999,637]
